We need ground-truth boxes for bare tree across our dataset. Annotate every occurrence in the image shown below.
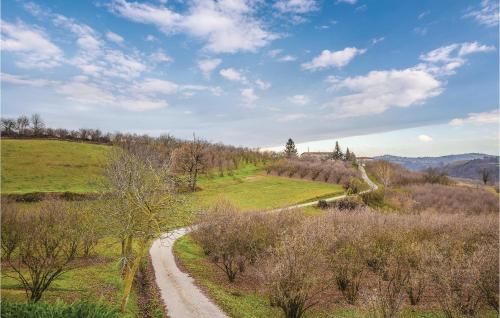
[16,115,30,135]
[263,221,329,318]
[1,118,16,135]
[374,161,393,193]
[171,135,206,191]
[104,148,184,313]
[1,204,22,261]
[1,201,82,303]
[30,113,45,136]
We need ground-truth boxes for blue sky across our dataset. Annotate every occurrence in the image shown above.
[1,0,498,156]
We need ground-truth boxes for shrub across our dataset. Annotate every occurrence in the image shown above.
[332,196,364,211]
[402,184,499,214]
[361,189,385,208]
[317,199,329,209]
[263,220,328,318]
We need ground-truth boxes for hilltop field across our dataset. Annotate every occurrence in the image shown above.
[1,139,110,194]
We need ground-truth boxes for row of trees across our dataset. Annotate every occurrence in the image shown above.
[284,138,357,162]
[265,159,363,193]
[193,201,499,318]
[1,114,112,143]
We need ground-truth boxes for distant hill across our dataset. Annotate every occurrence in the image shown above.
[374,153,499,183]
[443,157,499,183]
[374,153,494,171]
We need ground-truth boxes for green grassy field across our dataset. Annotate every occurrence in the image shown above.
[195,165,345,211]
[1,139,110,194]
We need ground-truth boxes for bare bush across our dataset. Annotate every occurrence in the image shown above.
[402,183,498,214]
[263,220,329,318]
[266,159,360,186]
[1,201,83,302]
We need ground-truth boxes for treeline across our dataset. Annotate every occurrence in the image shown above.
[1,114,274,192]
[1,113,112,143]
[193,200,499,318]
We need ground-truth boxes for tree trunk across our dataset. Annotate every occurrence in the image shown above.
[120,237,148,313]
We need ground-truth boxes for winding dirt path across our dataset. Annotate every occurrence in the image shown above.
[150,165,376,318]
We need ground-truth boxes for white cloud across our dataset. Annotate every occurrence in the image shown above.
[325,68,442,118]
[110,0,277,53]
[56,81,116,105]
[1,19,64,69]
[464,0,499,27]
[106,31,124,43]
[255,79,271,90]
[220,68,246,82]
[241,88,258,104]
[418,42,495,76]
[1,73,55,87]
[418,11,430,19]
[287,94,310,105]
[135,78,179,94]
[198,58,222,79]
[278,54,297,62]
[101,50,146,79]
[449,109,499,126]
[413,26,428,36]
[277,113,307,122]
[56,80,168,111]
[418,134,433,142]
[150,50,173,63]
[371,37,385,45]
[146,34,157,41]
[336,0,357,4]
[274,0,318,14]
[302,47,366,71]
[268,49,283,58]
[53,15,102,53]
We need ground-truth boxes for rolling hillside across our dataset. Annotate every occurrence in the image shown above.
[374,153,493,171]
[443,156,499,182]
[1,139,110,193]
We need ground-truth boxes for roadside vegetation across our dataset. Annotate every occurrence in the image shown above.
[174,155,499,318]
[178,199,498,318]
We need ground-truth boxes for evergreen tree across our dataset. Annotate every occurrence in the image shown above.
[284,138,298,158]
[331,141,343,160]
[345,147,351,161]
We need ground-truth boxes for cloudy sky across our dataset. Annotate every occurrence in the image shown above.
[1,0,498,156]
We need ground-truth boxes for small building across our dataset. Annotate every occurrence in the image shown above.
[300,152,331,160]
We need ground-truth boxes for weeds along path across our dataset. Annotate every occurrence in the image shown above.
[150,165,376,318]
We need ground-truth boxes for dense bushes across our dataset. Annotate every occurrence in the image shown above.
[191,202,499,318]
[0,300,119,318]
[266,159,361,187]
[401,183,499,214]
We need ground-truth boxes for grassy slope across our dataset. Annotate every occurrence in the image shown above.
[1,139,110,194]
[195,165,345,211]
